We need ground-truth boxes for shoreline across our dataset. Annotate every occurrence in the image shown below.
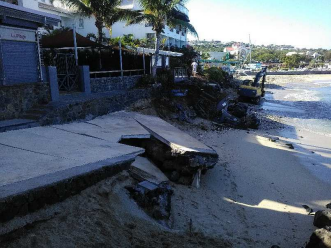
[2,75,331,248]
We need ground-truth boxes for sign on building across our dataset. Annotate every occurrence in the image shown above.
[0,26,36,42]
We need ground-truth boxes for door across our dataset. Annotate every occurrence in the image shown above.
[1,40,39,85]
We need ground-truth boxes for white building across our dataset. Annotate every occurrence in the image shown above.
[5,0,190,48]
[4,0,111,39]
[111,0,190,48]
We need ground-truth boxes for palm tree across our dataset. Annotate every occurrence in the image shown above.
[125,0,198,77]
[59,0,125,44]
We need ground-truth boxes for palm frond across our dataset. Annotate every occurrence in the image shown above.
[168,18,198,38]
[58,0,93,16]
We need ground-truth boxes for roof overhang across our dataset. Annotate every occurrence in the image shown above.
[0,1,61,27]
[135,47,183,57]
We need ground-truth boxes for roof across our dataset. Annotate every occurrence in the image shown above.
[42,30,103,48]
[0,1,61,26]
[136,47,183,57]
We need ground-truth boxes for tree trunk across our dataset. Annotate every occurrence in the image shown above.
[95,17,103,70]
[95,18,104,44]
[152,32,161,78]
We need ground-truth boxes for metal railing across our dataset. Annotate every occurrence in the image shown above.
[174,67,188,82]
[90,69,145,78]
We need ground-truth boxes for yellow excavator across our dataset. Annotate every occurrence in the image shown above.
[238,66,267,104]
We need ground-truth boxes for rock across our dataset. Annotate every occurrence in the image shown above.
[245,113,260,129]
[126,182,173,221]
[326,203,331,209]
[170,171,180,182]
[285,143,294,149]
[314,210,331,228]
[306,228,331,248]
[228,102,248,118]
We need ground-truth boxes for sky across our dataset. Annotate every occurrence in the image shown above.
[186,0,331,49]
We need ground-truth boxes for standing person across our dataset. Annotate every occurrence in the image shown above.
[191,60,198,77]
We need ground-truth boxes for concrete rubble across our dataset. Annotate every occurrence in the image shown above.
[130,156,169,185]
[0,111,218,229]
[126,181,173,223]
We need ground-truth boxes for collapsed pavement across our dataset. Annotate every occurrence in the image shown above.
[120,113,219,186]
[0,111,218,234]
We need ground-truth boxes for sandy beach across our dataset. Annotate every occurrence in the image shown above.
[1,75,331,248]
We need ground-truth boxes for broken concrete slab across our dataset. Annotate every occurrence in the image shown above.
[0,125,144,223]
[0,119,39,133]
[130,156,169,185]
[0,111,218,224]
[52,115,150,143]
[133,113,218,156]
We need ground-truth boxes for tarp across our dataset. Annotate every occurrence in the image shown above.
[42,30,102,48]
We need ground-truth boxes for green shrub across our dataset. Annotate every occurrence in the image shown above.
[204,67,226,83]
[157,69,174,87]
[136,75,155,88]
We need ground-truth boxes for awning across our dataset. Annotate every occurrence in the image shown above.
[0,1,60,27]
[135,47,183,57]
[42,30,103,48]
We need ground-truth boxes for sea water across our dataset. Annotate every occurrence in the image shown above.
[264,80,331,137]
[263,79,331,183]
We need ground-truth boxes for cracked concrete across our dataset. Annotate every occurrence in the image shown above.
[0,111,218,224]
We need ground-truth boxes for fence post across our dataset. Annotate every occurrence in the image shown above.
[79,66,91,94]
[143,48,146,75]
[73,24,79,66]
[47,66,59,102]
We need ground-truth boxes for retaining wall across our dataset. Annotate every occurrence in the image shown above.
[91,76,141,93]
[41,89,151,125]
[0,83,50,121]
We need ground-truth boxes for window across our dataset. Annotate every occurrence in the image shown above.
[78,18,84,29]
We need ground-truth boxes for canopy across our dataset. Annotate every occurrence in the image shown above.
[135,47,183,57]
[42,30,102,49]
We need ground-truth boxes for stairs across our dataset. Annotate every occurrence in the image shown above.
[0,119,39,133]
[21,104,52,120]
[0,104,52,133]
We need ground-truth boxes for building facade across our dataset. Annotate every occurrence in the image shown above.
[111,0,190,48]
[2,0,190,48]
[0,1,60,85]
[2,0,111,39]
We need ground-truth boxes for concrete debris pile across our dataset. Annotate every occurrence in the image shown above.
[217,100,260,129]
[126,181,173,224]
[152,80,261,130]
[306,207,331,248]
[121,135,218,186]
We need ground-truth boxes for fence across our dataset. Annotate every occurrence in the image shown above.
[174,67,188,82]
[90,69,145,79]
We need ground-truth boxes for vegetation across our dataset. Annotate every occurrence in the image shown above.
[170,46,199,74]
[58,0,130,44]
[124,0,198,77]
[44,27,71,37]
[204,67,228,84]
[251,49,286,63]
